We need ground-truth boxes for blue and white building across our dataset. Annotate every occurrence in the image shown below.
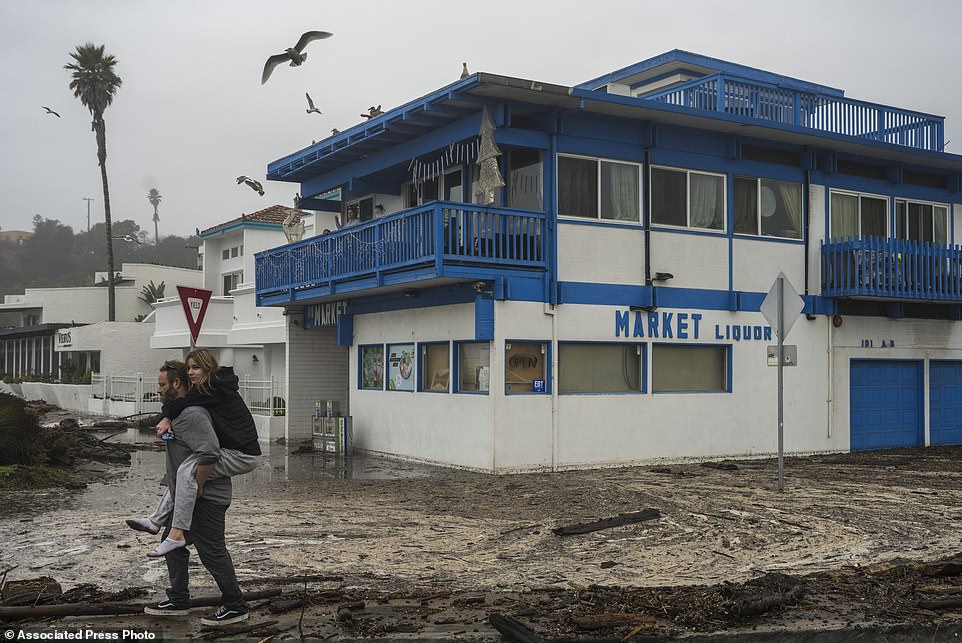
[255,50,962,472]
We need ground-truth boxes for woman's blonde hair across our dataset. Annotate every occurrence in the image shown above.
[185,348,219,395]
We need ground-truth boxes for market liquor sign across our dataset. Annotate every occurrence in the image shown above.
[304,300,349,329]
[614,309,772,342]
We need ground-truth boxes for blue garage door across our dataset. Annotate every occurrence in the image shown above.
[930,361,962,445]
[850,360,922,451]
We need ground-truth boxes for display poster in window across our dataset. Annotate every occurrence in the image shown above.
[386,343,415,391]
[361,346,384,389]
[505,341,546,393]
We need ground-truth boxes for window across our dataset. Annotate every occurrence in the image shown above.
[359,345,384,390]
[558,155,640,222]
[652,344,728,393]
[651,167,725,230]
[222,271,241,295]
[559,343,644,393]
[420,342,450,392]
[456,342,490,393]
[386,343,415,391]
[895,199,948,244]
[734,177,803,239]
[507,149,543,211]
[222,249,230,260]
[505,341,548,394]
[230,246,239,258]
[830,191,886,240]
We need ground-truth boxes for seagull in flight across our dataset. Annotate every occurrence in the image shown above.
[360,105,383,120]
[261,30,333,84]
[460,62,469,79]
[41,106,60,118]
[305,93,321,114]
[236,175,265,196]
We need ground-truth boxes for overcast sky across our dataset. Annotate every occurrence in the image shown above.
[1,0,960,239]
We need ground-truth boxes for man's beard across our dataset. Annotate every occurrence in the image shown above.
[163,388,177,403]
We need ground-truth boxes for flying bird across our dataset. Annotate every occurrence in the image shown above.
[460,62,469,79]
[360,105,383,120]
[41,106,60,118]
[261,30,333,84]
[236,175,265,196]
[305,93,321,114]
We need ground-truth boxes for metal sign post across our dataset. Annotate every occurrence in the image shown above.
[760,272,805,492]
[776,277,784,491]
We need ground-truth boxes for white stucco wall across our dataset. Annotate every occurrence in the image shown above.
[731,239,805,294]
[56,321,184,377]
[649,231,729,290]
[556,223,645,284]
[351,303,497,469]
[150,297,233,348]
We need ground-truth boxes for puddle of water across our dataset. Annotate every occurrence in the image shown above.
[2,428,447,518]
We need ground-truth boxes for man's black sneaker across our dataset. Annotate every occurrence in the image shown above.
[144,599,190,615]
[200,605,249,626]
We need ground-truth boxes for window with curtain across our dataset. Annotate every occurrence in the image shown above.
[896,199,949,244]
[830,191,887,240]
[651,166,724,230]
[558,155,640,222]
[652,344,728,393]
[734,177,802,239]
[508,149,543,211]
[559,343,643,393]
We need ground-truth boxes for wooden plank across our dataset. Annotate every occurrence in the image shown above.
[551,509,660,536]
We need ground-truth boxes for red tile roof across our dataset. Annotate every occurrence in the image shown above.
[201,205,310,235]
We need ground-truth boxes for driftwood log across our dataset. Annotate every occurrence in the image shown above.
[552,509,660,536]
[0,588,281,620]
[488,613,543,643]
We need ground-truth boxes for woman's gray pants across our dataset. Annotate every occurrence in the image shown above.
[150,448,260,531]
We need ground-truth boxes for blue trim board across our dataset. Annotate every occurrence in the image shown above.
[557,282,831,315]
[200,221,284,239]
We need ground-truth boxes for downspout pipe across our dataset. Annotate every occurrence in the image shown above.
[644,129,653,289]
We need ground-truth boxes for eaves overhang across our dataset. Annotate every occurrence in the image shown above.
[266,73,580,186]
[267,69,962,187]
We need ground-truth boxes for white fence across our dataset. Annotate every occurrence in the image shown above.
[240,375,286,417]
[90,373,284,417]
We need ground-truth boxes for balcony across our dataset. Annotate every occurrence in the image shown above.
[255,202,546,304]
[821,237,962,302]
[644,73,944,152]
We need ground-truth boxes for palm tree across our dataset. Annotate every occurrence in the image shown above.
[147,188,162,244]
[65,43,123,321]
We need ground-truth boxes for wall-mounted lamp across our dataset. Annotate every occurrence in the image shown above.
[402,288,420,298]
[374,204,385,215]
[252,354,259,362]
[653,272,674,282]
[473,280,491,294]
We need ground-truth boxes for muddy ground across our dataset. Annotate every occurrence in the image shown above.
[4,419,962,640]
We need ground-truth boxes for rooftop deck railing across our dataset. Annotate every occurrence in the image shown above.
[821,236,962,301]
[644,73,944,152]
[256,201,545,297]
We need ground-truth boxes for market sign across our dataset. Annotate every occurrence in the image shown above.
[305,300,349,329]
[614,310,772,342]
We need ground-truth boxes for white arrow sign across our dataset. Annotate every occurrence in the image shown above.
[760,272,805,340]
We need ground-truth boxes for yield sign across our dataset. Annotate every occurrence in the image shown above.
[760,272,805,340]
[176,285,213,345]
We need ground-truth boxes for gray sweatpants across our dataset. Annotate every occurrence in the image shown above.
[150,448,260,531]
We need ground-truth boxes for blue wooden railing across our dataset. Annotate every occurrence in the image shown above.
[821,236,962,301]
[644,73,944,152]
[255,202,545,297]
